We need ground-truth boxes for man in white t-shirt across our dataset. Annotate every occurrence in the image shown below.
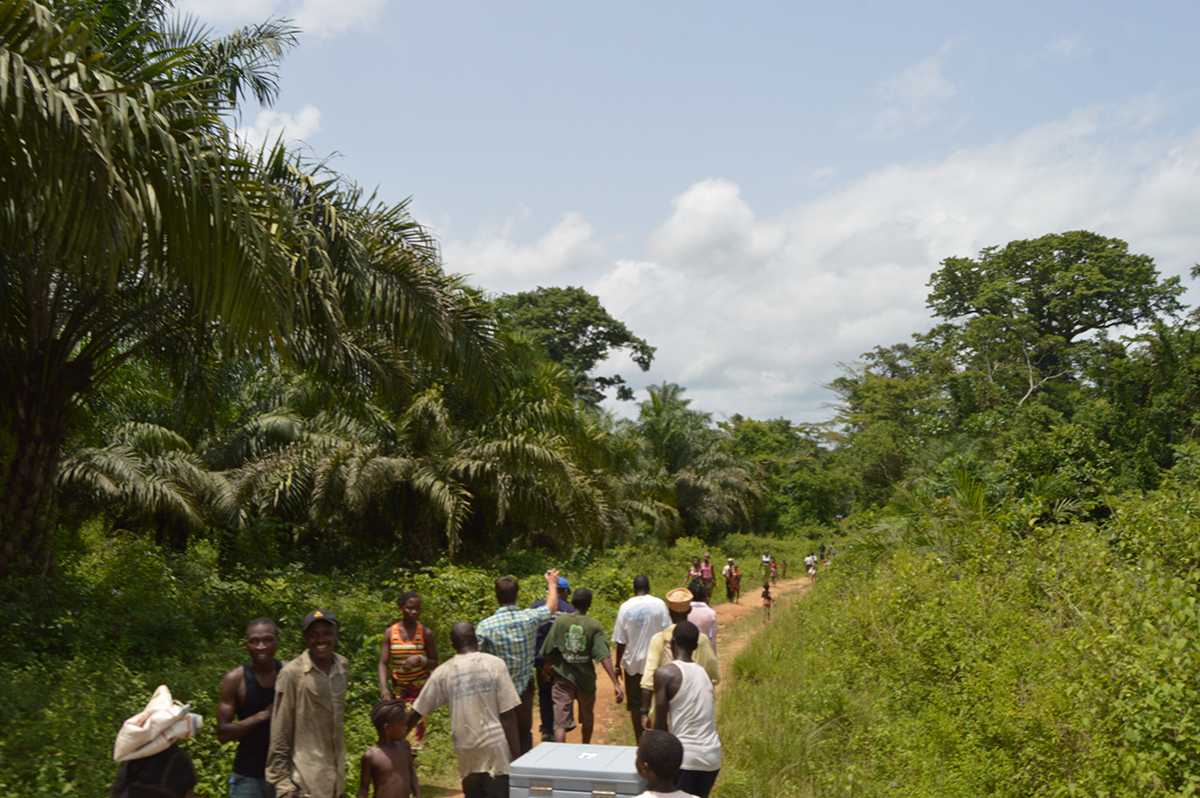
[408,622,521,798]
[634,729,697,798]
[612,575,671,742]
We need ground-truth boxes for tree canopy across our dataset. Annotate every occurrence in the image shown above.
[494,286,655,403]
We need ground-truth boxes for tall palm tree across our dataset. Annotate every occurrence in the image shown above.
[0,1,496,576]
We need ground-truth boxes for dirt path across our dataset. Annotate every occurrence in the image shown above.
[425,575,814,796]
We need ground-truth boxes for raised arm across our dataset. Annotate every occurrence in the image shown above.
[544,569,560,613]
[216,668,270,743]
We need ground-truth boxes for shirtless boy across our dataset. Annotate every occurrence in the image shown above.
[358,700,420,798]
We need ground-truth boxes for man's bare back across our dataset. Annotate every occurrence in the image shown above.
[358,741,419,798]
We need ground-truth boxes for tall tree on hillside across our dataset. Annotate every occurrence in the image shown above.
[0,1,495,576]
[927,231,1183,406]
[494,286,655,403]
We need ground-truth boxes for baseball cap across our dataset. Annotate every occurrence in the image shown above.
[666,588,693,612]
[557,576,570,591]
[302,609,338,631]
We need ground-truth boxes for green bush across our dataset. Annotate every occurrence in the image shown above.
[716,489,1200,797]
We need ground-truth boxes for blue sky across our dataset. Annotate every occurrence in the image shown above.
[188,0,1200,421]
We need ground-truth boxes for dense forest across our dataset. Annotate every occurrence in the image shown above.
[3,0,1200,796]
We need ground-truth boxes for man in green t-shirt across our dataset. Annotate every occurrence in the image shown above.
[540,588,625,742]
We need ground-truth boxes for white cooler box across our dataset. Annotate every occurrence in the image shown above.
[509,742,645,798]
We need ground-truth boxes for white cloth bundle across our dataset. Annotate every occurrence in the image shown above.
[113,685,203,762]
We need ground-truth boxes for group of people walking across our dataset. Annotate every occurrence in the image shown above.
[111,565,733,798]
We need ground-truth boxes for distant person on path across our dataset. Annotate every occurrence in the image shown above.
[612,575,671,742]
[686,584,718,656]
[721,559,735,603]
[408,622,521,798]
[760,553,771,583]
[476,569,560,754]
[653,622,721,798]
[540,587,624,743]
[633,730,692,798]
[217,619,282,798]
[761,583,773,621]
[818,542,827,561]
[730,565,742,603]
[686,559,703,595]
[805,553,818,577]
[532,575,575,743]
[639,589,719,728]
[267,610,348,798]
[699,553,715,596]
[377,592,438,749]
[358,700,418,798]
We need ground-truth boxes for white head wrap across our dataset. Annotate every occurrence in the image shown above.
[113,685,203,762]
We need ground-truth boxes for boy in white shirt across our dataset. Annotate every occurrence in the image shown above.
[634,729,697,798]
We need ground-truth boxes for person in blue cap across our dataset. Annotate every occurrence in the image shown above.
[531,575,575,743]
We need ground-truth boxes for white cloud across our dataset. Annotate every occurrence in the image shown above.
[177,0,387,37]
[237,104,322,149]
[442,212,599,293]
[443,100,1200,422]
[871,46,958,138]
[1047,34,1087,57]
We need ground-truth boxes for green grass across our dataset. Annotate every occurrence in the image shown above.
[715,506,1200,798]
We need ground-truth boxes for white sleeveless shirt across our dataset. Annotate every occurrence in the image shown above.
[667,660,722,771]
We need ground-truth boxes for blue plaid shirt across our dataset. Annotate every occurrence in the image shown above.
[476,604,552,694]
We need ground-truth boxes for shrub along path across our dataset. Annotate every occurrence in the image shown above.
[424,575,814,797]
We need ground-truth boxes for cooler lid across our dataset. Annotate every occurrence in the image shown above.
[510,742,643,792]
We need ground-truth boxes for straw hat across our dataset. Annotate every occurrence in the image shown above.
[666,587,694,612]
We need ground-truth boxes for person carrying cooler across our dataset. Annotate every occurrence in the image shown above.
[540,587,625,742]
[408,623,521,798]
[377,591,438,748]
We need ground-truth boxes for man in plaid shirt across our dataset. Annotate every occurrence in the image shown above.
[477,568,560,755]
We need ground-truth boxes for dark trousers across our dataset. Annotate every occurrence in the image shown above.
[679,768,720,798]
[537,667,555,739]
[517,682,535,755]
[462,772,508,798]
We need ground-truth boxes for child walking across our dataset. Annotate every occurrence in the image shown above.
[358,700,420,798]
[761,583,773,621]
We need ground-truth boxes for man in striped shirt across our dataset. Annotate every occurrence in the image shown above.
[476,569,560,754]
